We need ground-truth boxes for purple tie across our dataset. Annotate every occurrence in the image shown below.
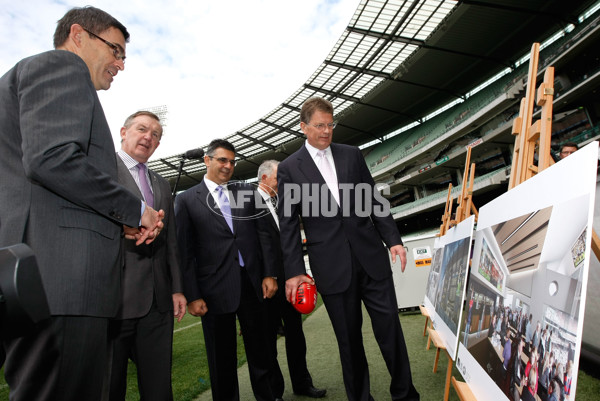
[137,163,154,208]
[217,186,244,267]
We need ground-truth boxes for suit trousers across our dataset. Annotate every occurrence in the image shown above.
[201,267,275,401]
[266,288,313,396]
[107,299,174,401]
[320,251,419,401]
[2,316,108,401]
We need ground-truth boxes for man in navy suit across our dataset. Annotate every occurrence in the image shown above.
[0,7,163,401]
[107,111,187,401]
[277,97,419,401]
[256,160,326,399]
[175,139,279,401]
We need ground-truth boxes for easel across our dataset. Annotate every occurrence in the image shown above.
[439,146,479,237]
[439,184,454,236]
[451,376,476,401]
[451,42,600,401]
[452,42,551,401]
[427,326,454,401]
[430,145,480,401]
[508,43,555,189]
[419,304,433,347]
[506,43,600,259]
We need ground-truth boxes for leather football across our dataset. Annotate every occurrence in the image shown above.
[294,277,317,314]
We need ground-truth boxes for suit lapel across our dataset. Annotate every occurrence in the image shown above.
[258,192,278,231]
[150,172,162,210]
[330,143,347,186]
[116,156,143,199]
[297,145,325,185]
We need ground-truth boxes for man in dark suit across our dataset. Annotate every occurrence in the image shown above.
[0,7,163,401]
[256,160,326,399]
[175,139,279,401]
[106,111,186,400]
[511,337,525,401]
[277,97,419,401]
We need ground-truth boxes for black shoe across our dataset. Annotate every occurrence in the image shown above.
[294,386,327,398]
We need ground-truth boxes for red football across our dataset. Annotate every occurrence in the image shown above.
[294,277,317,314]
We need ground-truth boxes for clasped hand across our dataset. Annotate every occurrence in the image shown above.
[123,204,165,245]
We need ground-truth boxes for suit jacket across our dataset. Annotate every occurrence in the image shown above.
[277,143,402,295]
[256,191,284,286]
[174,180,276,314]
[115,157,183,319]
[0,50,141,317]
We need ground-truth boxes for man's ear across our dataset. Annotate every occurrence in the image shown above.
[70,24,85,46]
[300,121,307,134]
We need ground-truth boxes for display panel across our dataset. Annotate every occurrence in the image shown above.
[456,142,598,401]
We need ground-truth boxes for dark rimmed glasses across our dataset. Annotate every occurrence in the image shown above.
[82,27,126,62]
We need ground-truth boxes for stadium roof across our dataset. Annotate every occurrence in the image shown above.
[148,0,599,191]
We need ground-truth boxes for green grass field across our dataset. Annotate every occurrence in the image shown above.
[0,313,239,401]
[1,299,599,401]
[0,300,321,401]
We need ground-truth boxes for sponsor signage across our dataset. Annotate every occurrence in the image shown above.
[435,155,449,165]
[412,246,432,267]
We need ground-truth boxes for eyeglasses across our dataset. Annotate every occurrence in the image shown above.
[208,156,237,166]
[305,122,337,130]
[82,27,126,62]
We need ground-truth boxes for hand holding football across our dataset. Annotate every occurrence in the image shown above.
[294,276,317,314]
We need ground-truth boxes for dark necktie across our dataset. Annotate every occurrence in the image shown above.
[269,196,278,214]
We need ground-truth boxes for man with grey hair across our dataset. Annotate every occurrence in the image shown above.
[257,160,326,399]
[0,6,163,401]
[107,111,186,401]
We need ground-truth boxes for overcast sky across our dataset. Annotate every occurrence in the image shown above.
[0,0,359,159]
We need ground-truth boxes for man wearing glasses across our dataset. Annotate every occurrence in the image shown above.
[559,142,578,160]
[0,6,163,401]
[277,97,420,400]
[175,139,280,400]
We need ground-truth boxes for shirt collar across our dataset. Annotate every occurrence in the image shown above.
[118,149,145,170]
[203,176,222,193]
[257,186,271,201]
[304,140,332,160]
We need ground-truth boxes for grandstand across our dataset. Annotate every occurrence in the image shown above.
[146,0,600,364]
[149,0,600,193]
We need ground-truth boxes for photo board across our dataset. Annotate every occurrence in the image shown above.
[455,142,599,401]
[423,215,475,360]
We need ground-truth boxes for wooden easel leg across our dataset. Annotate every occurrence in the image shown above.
[427,332,432,350]
[423,316,429,337]
[444,350,452,401]
[433,346,441,373]
[592,229,600,260]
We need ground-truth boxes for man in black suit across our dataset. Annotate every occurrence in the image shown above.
[256,160,326,399]
[106,111,187,400]
[0,7,163,401]
[511,337,525,401]
[277,97,419,401]
[175,139,279,401]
